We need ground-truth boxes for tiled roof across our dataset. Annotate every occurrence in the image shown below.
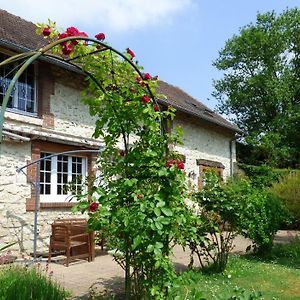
[157,81,240,132]
[0,9,45,50]
[0,9,240,133]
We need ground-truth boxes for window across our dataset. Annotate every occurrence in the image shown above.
[197,159,225,189]
[40,153,87,202]
[0,53,37,114]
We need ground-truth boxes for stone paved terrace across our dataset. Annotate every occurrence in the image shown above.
[37,230,299,299]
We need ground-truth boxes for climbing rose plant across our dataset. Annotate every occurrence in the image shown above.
[37,22,195,299]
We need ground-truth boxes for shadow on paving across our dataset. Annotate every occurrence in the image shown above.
[74,276,125,300]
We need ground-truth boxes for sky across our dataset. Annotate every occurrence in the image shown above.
[0,0,299,110]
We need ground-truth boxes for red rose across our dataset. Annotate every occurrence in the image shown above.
[62,43,73,55]
[95,32,105,41]
[167,159,175,168]
[127,48,135,58]
[135,76,145,87]
[66,26,80,36]
[144,73,152,80]
[71,31,88,45]
[58,32,68,45]
[153,105,159,112]
[79,31,88,37]
[42,27,51,36]
[71,39,78,45]
[141,95,150,104]
[58,32,68,39]
[177,161,185,170]
[89,202,99,212]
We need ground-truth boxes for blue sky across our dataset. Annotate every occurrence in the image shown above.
[0,0,299,110]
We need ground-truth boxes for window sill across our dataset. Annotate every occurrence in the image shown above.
[5,111,42,126]
[40,202,77,209]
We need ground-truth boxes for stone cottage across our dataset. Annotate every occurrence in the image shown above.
[0,9,240,254]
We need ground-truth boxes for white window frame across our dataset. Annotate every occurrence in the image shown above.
[0,52,38,116]
[40,153,88,203]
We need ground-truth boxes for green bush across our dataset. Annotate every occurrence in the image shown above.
[225,178,287,254]
[238,164,292,188]
[189,173,288,272]
[269,172,300,227]
[0,265,70,300]
[190,172,241,273]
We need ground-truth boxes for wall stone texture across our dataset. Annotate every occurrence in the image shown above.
[50,82,97,138]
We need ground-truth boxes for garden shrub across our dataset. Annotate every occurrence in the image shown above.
[238,164,289,188]
[269,171,300,227]
[0,265,69,300]
[225,178,287,254]
[190,172,241,273]
[189,173,288,270]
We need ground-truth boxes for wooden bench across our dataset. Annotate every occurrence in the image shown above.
[48,218,95,266]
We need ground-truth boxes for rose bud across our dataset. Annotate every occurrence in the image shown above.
[167,160,175,168]
[177,161,185,170]
[144,73,152,80]
[95,32,105,41]
[42,27,51,36]
[89,202,99,212]
[153,105,159,112]
[141,95,150,104]
[127,48,135,58]
[62,43,73,55]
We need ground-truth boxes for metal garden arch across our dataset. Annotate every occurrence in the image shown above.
[0,34,163,260]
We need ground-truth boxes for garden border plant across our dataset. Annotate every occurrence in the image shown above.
[188,171,288,274]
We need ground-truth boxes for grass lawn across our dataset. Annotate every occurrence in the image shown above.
[91,238,300,299]
[172,252,300,299]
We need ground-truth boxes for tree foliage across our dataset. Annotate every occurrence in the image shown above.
[213,8,300,167]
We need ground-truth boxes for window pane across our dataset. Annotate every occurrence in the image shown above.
[45,172,51,183]
[45,185,51,194]
[63,174,68,183]
[40,153,52,195]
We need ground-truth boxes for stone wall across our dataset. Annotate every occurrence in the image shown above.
[174,114,236,188]
[0,141,85,254]
[50,82,97,138]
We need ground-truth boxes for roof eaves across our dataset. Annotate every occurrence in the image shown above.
[158,98,242,134]
[0,38,84,75]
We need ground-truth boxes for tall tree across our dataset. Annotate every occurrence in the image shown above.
[213,8,300,167]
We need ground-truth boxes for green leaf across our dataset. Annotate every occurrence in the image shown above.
[161,207,173,217]
[154,207,161,217]
[155,242,164,249]
[146,244,154,253]
[156,201,165,208]
[155,221,163,231]
[160,217,170,225]
[132,236,142,249]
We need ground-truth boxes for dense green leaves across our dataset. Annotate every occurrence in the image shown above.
[213,9,300,167]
